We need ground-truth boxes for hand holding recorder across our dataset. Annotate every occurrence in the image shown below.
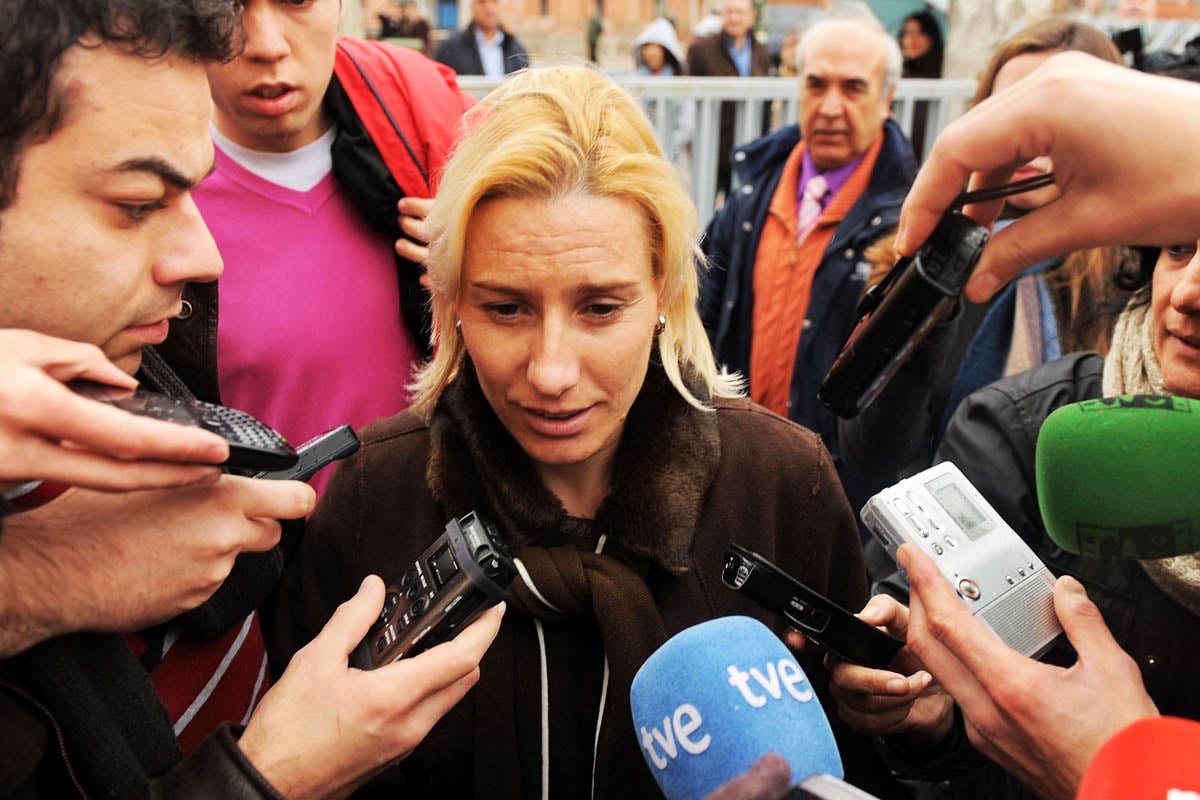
[894,52,1200,303]
[827,463,1064,755]
[353,510,515,669]
[0,329,228,494]
[722,544,902,669]
[239,575,505,799]
[825,594,954,748]
[862,461,1061,659]
[901,544,1159,800]
[0,473,315,657]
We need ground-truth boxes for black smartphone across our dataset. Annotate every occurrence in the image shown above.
[352,510,516,669]
[722,544,903,669]
[70,380,298,471]
[253,425,360,482]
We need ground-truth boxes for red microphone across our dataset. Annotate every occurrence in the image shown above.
[1077,717,1200,799]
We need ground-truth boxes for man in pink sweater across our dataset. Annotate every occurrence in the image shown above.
[162,0,472,497]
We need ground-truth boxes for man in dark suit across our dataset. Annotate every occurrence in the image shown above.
[686,0,772,197]
[434,0,531,76]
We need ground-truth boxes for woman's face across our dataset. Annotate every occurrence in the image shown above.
[1153,241,1200,398]
[991,52,1061,211]
[899,20,932,60]
[455,193,662,485]
[641,43,666,73]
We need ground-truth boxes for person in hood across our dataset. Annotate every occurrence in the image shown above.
[632,17,695,167]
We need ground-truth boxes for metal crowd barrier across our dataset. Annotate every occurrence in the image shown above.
[456,75,977,223]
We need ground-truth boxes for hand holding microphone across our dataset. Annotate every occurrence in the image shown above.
[630,616,879,800]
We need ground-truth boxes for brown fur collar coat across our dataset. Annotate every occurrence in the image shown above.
[427,359,719,575]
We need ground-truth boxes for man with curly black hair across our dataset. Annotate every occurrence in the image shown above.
[0,2,501,796]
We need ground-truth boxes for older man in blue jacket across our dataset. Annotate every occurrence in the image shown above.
[699,16,917,516]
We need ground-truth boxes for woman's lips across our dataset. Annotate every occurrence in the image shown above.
[521,405,593,437]
[1168,329,1200,354]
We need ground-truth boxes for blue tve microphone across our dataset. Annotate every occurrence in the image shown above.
[630,616,844,799]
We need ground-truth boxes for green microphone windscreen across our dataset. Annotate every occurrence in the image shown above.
[1035,395,1200,559]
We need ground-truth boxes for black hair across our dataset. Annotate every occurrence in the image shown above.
[1117,247,1160,292]
[0,0,242,211]
[899,9,944,78]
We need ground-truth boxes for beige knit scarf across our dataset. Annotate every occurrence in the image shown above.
[1103,290,1200,617]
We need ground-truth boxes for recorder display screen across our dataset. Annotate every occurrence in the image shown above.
[428,543,459,588]
[926,475,995,540]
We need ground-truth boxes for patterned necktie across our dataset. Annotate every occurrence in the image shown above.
[796,174,828,243]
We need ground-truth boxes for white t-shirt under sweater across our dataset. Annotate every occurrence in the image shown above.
[195,126,420,498]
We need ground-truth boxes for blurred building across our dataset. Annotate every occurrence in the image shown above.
[348,0,1198,85]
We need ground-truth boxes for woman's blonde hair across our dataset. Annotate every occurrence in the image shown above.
[409,65,743,417]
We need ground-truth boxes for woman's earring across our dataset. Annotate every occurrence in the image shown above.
[654,314,666,335]
[455,319,463,335]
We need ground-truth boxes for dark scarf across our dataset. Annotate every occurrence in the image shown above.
[426,359,721,798]
[902,48,943,79]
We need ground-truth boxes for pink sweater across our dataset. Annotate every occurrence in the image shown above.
[195,148,420,498]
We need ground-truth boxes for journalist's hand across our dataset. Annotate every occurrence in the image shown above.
[238,576,504,800]
[895,52,1200,302]
[827,594,954,746]
[0,475,314,656]
[703,752,793,800]
[900,544,1159,800]
[0,329,228,492]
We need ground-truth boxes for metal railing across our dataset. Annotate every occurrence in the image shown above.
[455,76,976,222]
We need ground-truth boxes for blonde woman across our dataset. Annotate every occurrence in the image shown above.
[273,66,894,798]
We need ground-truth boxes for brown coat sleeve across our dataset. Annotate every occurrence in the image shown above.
[693,400,902,797]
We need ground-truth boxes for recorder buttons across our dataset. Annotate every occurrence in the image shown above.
[482,555,506,579]
[956,578,981,601]
[372,591,402,630]
[906,515,931,538]
[809,608,831,629]
[906,493,941,529]
[445,595,475,631]
[400,566,419,589]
